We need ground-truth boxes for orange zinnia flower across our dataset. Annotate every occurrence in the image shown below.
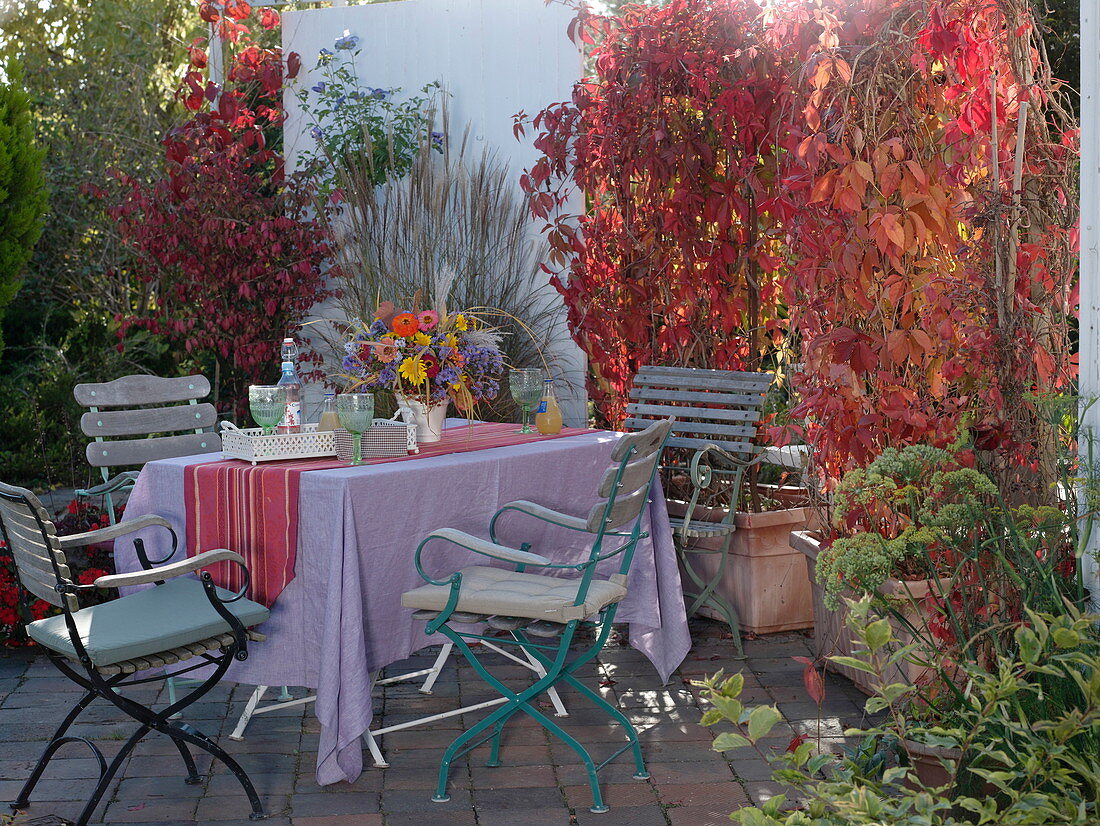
[392,313,419,337]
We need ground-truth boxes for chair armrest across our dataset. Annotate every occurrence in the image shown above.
[58,514,176,550]
[492,500,589,533]
[91,549,245,589]
[76,471,140,497]
[420,528,552,567]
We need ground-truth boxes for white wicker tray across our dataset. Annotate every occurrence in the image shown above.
[220,422,337,464]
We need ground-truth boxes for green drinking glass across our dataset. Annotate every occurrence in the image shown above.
[509,368,544,434]
[336,393,375,465]
[249,385,286,436]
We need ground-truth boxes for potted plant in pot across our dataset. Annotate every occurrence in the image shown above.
[794,445,997,691]
[794,442,1085,694]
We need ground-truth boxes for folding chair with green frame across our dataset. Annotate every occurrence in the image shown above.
[400,418,673,813]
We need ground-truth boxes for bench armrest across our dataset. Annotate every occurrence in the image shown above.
[76,471,140,498]
[491,500,589,533]
[59,514,176,550]
[418,528,552,568]
[91,549,245,589]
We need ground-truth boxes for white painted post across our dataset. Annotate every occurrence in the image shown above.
[1079,2,1100,611]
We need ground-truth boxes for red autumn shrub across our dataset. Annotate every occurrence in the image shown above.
[108,8,333,415]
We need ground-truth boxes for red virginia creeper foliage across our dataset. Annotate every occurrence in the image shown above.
[519,0,787,424]
[768,0,1076,494]
[523,0,1076,498]
[108,9,333,413]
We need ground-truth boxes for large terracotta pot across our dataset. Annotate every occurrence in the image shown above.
[669,499,817,634]
[792,530,951,693]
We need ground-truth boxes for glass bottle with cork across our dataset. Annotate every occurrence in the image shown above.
[534,378,563,435]
[276,337,302,434]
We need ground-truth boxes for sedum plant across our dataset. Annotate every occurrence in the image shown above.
[816,446,997,609]
[699,597,1100,825]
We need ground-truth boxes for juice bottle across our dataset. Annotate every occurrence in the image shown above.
[318,393,341,432]
[534,379,563,435]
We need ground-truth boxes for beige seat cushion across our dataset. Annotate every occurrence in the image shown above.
[401,566,627,624]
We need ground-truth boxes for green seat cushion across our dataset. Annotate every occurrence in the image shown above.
[27,577,270,667]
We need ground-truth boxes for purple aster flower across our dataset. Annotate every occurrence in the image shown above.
[317,48,334,66]
[334,33,360,50]
[311,81,326,93]
[431,131,445,147]
[372,88,388,100]
[310,126,323,141]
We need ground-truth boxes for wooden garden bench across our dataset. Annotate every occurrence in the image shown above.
[624,365,776,657]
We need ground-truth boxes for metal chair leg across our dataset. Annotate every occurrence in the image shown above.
[10,688,101,807]
[678,535,746,659]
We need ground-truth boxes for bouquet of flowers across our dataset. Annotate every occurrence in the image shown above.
[341,301,504,410]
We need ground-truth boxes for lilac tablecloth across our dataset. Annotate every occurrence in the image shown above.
[119,422,690,785]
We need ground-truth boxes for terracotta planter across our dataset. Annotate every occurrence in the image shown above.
[792,530,950,693]
[902,737,962,789]
[669,500,816,634]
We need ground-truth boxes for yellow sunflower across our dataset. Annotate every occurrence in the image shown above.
[398,357,427,385]
[453,314,469,331]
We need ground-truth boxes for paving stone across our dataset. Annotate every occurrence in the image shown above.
[562,781,659,810]
[381,787,473,812]
[385,810,479,826]
[573,803,669,826]
[467,764,555,789]
[668,804,746,826]
[646,761,736,784]
[475,807,572,826]
[472,785,564,810]
[194,792,287,821]
[656,781,750,809]
[290,791,381,817]
[291,816,382,826]
[101,796,199,822]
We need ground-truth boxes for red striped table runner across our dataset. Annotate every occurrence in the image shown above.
[184,422,596,606]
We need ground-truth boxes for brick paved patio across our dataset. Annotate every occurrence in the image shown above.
[0,622,871,826]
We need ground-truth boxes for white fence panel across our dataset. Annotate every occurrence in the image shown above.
[282,0,587,425]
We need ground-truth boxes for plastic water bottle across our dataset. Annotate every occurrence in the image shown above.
[277,361,302,434]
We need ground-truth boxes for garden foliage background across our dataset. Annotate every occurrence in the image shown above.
[0,0,1084,492]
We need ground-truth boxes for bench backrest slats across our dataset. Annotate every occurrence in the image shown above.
[626,366,774,463]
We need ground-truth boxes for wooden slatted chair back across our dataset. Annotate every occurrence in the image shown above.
[585,418,673,533]
[74,375,221,470]
[0,483,76,611]
[625,366,773,459]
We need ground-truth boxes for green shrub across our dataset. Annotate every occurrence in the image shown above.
[0,60,47,358]
[699,598,1100,825]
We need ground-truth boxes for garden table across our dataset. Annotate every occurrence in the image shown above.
[117,420,690,785]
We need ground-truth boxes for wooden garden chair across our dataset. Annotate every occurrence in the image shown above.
[0,481,270,825]
[74,374,221,524]
[625,365,775,658]
[400,417,673,813]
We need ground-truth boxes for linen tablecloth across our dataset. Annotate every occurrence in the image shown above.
[118,422,690,785]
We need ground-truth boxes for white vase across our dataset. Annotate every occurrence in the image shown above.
[396,395,449,443]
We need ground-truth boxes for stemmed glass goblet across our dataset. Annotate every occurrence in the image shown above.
[336,393,375,466]
[509,368,544,434]
[249,385,286,436]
